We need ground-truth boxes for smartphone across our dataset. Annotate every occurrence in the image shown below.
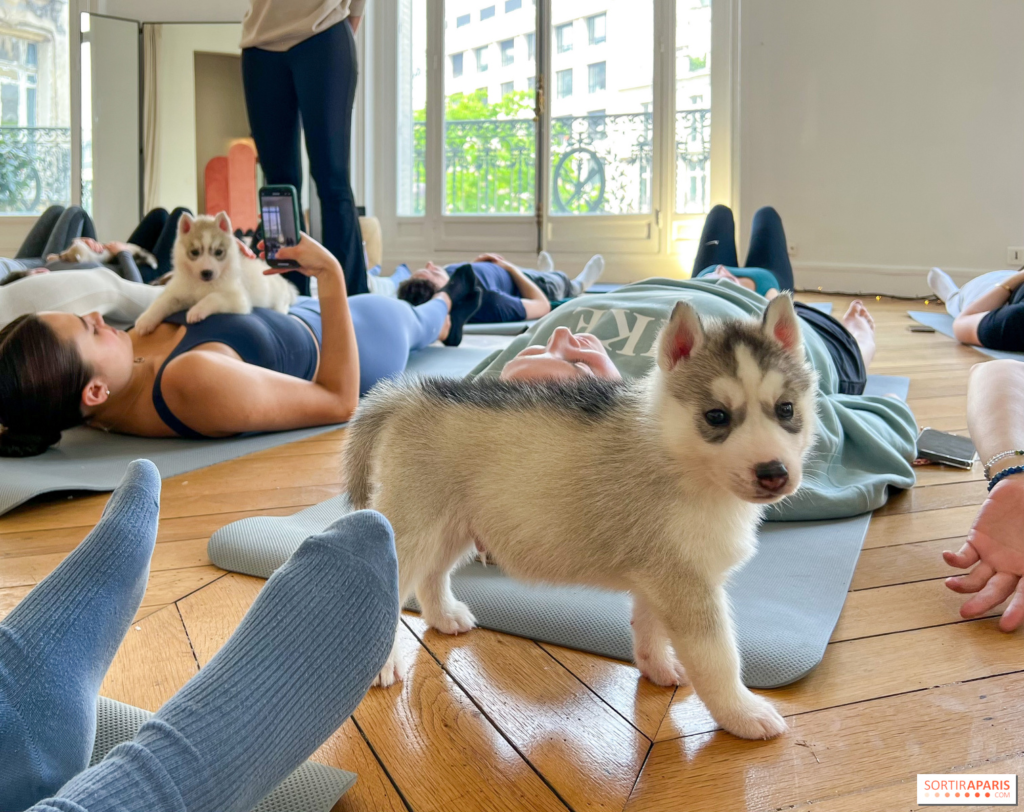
[908,324,935,333]
[916,428,977,469]
[259,185,301,269]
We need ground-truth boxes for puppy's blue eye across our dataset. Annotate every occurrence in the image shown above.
[705,409,729,427]
[776,402,794,420]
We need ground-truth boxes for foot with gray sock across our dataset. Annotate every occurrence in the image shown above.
[34,510,400,812]
[927,267,959,303]
[573,254,605,293]
[0,460,160,811]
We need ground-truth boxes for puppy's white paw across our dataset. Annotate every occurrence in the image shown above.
[372,648,409,688]
[714,690,787,740]
[186,304,211,324]
[427,600,476,635]
[133,312,161,336]
[635,650,688,687]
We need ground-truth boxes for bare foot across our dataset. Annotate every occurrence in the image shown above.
[437,314,452,343]
[841,300,876,367]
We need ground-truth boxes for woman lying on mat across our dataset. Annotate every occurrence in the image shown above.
[0,235,482,457]
[473,277,918,520]
[0,205,192,286]
[688,204,794,299]
[928,266,1024,351]
[0,461,399,812]
[943,359,1024,631]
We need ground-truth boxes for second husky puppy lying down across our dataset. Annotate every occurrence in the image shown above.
[344,294,817,739]
[134,212,296,335]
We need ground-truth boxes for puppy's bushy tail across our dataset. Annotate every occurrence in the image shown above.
[342,382,405,509]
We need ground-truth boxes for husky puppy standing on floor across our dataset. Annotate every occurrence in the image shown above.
[343,295,818,739]
[134,212,296,335]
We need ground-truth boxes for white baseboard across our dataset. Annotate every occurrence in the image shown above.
[792,261,998,298]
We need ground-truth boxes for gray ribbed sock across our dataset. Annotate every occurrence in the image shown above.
[36,510,398,812]
[0,460,160,812]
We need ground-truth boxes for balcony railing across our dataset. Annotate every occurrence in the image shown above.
[0,127,71,214]
[408,110,710,216]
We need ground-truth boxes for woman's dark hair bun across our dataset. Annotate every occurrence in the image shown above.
[0,314,93,457]
[0,427,61,457]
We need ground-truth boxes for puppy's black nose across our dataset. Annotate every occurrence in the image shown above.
[200,270,214,281]
[755,460,789,492]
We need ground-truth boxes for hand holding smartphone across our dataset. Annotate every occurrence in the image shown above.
[259,185,302,269]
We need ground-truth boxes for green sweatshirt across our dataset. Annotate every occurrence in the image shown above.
[468,278,918,521]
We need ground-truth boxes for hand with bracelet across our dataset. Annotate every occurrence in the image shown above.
[943,360,1024,631]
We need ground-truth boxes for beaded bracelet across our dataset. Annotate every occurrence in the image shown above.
[984,449,1024,479]
[988,465,1024,492]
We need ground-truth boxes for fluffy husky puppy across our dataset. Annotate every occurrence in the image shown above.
[134,212,296,335]
[343,294,817,739]
[49,239,158,270]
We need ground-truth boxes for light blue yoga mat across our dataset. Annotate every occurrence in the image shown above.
[210,375,908,689]
[907,310,1024,361]
[92,697,355,812]
[0,345,495,518]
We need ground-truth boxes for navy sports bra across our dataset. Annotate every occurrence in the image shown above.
[152,299,323,438]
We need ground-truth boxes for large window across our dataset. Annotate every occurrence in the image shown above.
[675,0,711,213]
[396,0,427,215]
[0,1,71,215]
[443,0,536,215]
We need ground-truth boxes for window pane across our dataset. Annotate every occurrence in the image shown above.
[397,0,427,216]
[480,5,495,21]
[675,0,711,213]
[451,52,463,77]
[556,22,572,53]
[457,13,471,27]
[550,1,652,215]
[0,4,71,215]
[526,32,535,61]
[444,0,536,215]
[505,0,522,11]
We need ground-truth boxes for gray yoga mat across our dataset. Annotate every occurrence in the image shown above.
[92,696,355,812]
[0,345,495,518]
[209,374,908,689]
[907,310,1024,361]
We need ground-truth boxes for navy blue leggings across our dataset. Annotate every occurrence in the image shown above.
[241,21,368,297]
[292,295,449,395]
[692,205,795,292]
[127,207,191,281]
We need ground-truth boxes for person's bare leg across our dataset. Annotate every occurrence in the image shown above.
[841,300,876,367]
[434,291,452,342]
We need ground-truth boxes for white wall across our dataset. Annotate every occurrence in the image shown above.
[736,0,1024,296]
[84,0,247,24]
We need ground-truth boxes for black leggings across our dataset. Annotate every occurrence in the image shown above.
[977,283,1024,351]
[15,206,97,259]
[127,207,191,281]
[795,303,867,395]
[692,204,795,292]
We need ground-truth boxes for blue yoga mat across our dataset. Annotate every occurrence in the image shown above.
[907,311,1024,361]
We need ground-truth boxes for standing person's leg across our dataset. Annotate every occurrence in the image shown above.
[289,22,369,295]
[15,206,65,258]
[348,294,450,394]
[40,208,97,258]
[147,207,192,281]
[126,208,168,252]
[0,461,160,811]
[29,511,399,812]
[242,46,308,294]
[692,204,739,276]
[743,206,794,291]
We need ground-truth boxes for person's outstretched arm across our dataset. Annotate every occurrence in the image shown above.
[477,253,551,319]
[943,359,1024,630]
[952,270,1024,345]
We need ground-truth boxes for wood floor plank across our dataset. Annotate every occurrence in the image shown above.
[874,480,988,516]
[314,719,408,812]
[831,578,1005,642]
[850,537,966,590]
[536,642,675,741]
[404,615,650,812]
[176,572,264,665]
[626,670,1024,812]
[864,505,977,549]
[100,605,198,711]
[655,617,1023,741]
[354,623,569,812]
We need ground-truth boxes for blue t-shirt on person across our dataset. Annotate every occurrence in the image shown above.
[445,261,527,323]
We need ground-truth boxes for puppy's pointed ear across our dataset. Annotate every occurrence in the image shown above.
[762,293,804,358]
[658,301,704,371]
[178,213,194,235]
[214,211,232,233]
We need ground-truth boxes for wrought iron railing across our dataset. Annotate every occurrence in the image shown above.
[0,127,71,214]
[406,109,710,216]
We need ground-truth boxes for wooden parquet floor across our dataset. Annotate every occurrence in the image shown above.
[1,295,1019,812]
